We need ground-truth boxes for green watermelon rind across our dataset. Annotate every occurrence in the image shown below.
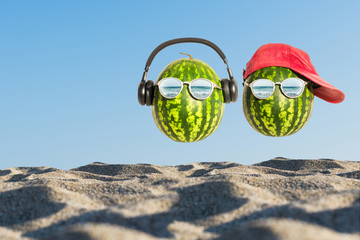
[152,58,224,142]
[242,66,314,137]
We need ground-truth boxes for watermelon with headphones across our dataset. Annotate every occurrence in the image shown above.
[138,38,238,142]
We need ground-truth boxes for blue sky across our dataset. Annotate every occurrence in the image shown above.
[0,1,359,170]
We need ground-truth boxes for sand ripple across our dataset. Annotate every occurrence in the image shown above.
[0,158,359,239]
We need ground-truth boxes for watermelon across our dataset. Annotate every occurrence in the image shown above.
[243,66,314,137]
[152,58,224,142]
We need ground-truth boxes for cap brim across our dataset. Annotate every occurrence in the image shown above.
[293,71,345,103]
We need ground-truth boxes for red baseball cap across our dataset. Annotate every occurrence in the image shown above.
[243,43,345,103]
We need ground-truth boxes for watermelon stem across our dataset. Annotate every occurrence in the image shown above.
[180,52,193,59]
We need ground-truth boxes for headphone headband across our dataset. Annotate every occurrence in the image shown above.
[141,37,234,82]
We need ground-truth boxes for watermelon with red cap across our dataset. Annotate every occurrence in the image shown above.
[242,43,344,137]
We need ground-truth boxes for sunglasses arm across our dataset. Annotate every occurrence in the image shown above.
[214,84,222,90]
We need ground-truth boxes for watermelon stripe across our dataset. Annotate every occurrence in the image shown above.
[298,90,313,128]
[203,101,218,138]
[160,102,179,141]
[203,92,219,135]
[152,92,177,141]
[195,61,206,79]
[287,90,304,135]
[251,98,271,136]
[169,98,186,141]
[194,100,211,141]
[209,92,224,137]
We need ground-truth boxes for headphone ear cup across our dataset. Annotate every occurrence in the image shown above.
[145,80,154,106]
[138,81,146,105]
[229,78,239,102]
[221,78,231,104]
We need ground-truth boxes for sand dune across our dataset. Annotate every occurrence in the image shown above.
[0,158,359,240]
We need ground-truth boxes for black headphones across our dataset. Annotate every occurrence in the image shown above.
[138,37,238,106]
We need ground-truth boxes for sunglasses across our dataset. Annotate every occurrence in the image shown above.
[156,77,222,100]
[244,78,308,99]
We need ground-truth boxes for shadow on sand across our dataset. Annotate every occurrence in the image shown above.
[6,168,57,182]
[0,186,66,226]
[207,197,360,235]
[255,158,343,172]
[25,181,248,239]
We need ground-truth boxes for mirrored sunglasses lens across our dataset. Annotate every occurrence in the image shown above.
[159,78,182,98]
[282,78,304,98]
[252,79,274,99]
[190,79,213,99]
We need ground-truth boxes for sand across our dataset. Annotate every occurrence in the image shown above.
[0,157,359,240]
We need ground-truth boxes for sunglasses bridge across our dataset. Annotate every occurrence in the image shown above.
[182,81,222,90]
